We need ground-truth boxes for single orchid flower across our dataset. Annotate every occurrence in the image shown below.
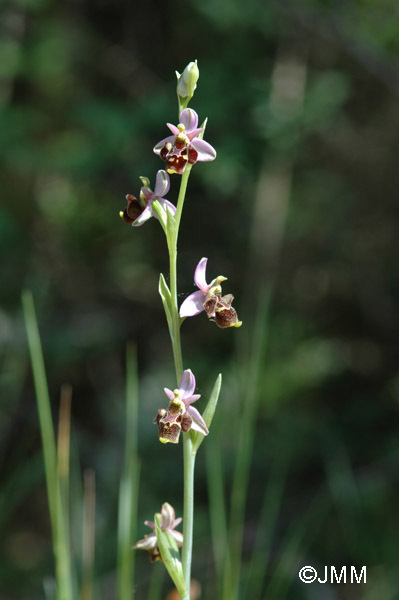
[179,257,226,317]
[133,502,183,562]
[153,109,216,175]
[120,170,175,226]
[179,258,242,328]
[154,369,208,444]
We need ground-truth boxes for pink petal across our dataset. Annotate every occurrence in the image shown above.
[153,170,170,197]
[194,257,209,292]
[141,187,152,202]
[167,123,179,135]
[144,520,155,530]
[173,517,182,527]
[133,532,157,550]
[187,406,209,435]
[164,387,175,401]
[158,198,176,216]
[132,205,152,227]
[161,503,176,529]
[186,127,203,141]
[179,290,205,317]
[153,135,174,155]
[179,369,196,397]
[190,138,217,161]
[179,108,198,132]
[184,394,201,406]
[171,530,183,546]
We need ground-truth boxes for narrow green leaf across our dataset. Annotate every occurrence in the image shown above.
[166,208,177,240]
[192,374,222,454]
[22,290,73,600]
[117,344,140,600]
[158,274,173,334]
[154,514,187,598]
[80,469,96,600]
[147,563,164,600]
[199,118,208,139]
[43,577,56,600]
[205,435,230,598]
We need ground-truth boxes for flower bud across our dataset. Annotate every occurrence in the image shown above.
[176,60,199,110]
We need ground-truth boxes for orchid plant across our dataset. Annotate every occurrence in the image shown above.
[121,61,241,598]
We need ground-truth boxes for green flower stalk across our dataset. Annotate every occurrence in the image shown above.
[128,61,240,598]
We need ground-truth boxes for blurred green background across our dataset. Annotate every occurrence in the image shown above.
[1,0,398,598]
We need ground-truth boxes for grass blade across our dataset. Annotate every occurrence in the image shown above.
[80,469,96,600]
[147,563,164,600]
[244,460,287,600]
[223,287,271,600]
[117,344,140,599]
[205,435,230,599]
[22,290,73,600]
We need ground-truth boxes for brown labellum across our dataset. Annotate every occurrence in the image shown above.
[215,304,240,328]
[122,194,144,224]
[154,409,183,444]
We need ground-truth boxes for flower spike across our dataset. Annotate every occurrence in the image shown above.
[154,109,216,175]
[180,258,242,328]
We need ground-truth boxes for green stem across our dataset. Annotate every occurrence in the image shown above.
[174,166,191,233]
[182,435,195,596]
[169,241,183,381]
[165,166,195,597]
[167,166,191,382]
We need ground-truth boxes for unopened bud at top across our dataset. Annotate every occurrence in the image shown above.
[176,60,199,111]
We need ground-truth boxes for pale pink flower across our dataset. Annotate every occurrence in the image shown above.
[180,258,242,328]
[154,369,208,444]
[153,109,216,175]
[120,170,175,226]
[133,502,183,562]
[179,257,225,317]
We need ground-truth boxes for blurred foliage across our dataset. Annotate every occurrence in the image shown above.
[0,0,398,598]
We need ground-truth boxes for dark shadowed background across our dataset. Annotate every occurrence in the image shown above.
[0,0,398,598]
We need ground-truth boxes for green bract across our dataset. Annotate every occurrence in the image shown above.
[155,513,187,597]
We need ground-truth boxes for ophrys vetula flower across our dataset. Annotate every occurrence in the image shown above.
[179,258,242,328]
[133,502,183,562]
[154,369,208,444]
[120,170,175,226]
[153,109,216,175]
